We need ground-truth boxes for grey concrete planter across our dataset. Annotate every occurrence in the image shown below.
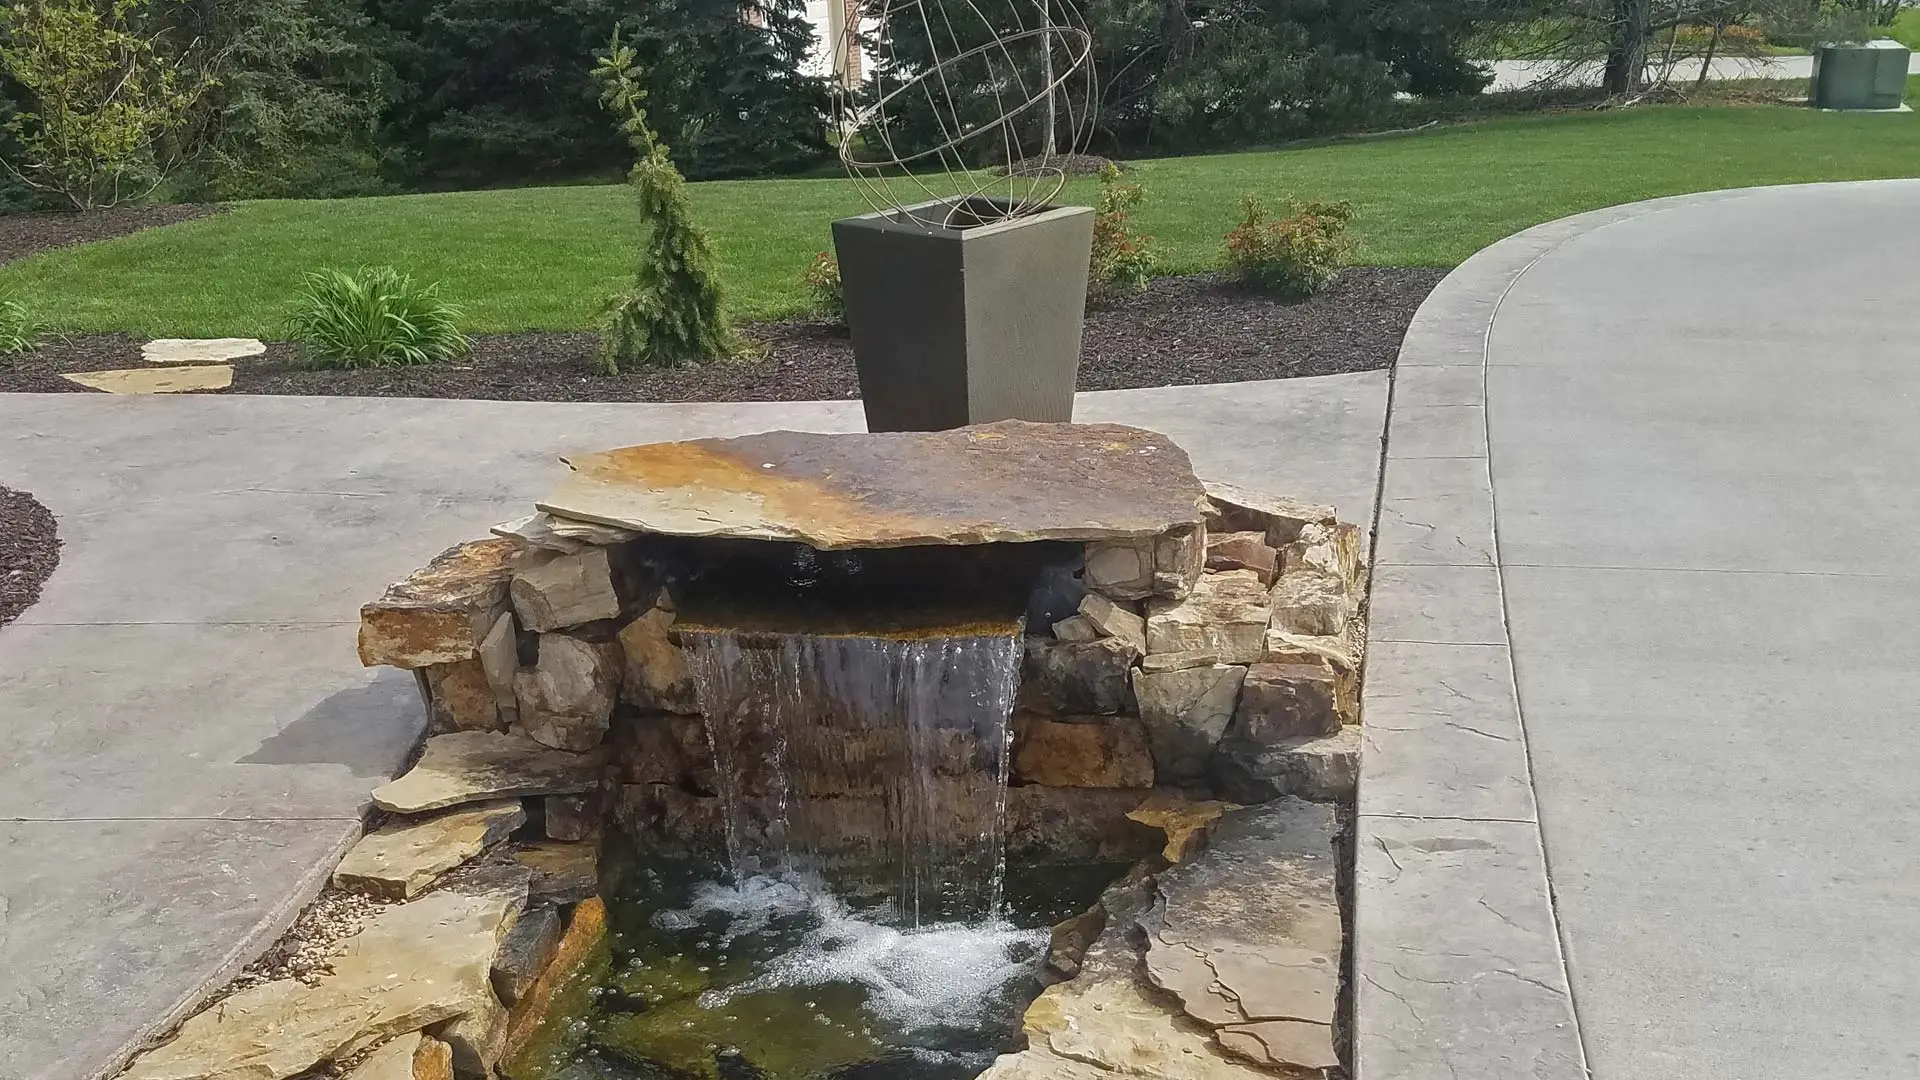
[1811,40,1911,111]
[831,197,1095,432]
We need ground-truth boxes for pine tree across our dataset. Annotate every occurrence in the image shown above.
[591,28,735,372]
[622,0,829,179]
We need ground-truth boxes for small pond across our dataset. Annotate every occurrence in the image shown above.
[506,855,1127,1080]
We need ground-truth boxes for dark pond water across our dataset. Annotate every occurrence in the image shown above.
[505,857,1126,1080]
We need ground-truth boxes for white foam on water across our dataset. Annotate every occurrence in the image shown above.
[665,873,1049,1035]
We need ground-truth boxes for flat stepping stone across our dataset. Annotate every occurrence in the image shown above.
[332,799,526,900]
[60,365,233,394]
[142,337,265,365]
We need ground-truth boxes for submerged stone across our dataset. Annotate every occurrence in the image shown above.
[535,421,1207,550]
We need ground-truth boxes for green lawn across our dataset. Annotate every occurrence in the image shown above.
[1880,9,1920,50]
[7,100,1920,336]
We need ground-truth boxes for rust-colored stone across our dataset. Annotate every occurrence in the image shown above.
[502,896,607,1064]
[536,421,1207,550]
[1013,715,1155,789]
[359,540,520,668]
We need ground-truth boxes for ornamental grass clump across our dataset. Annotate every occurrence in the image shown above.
[592,30,736,373]
[1089,163,1155,298]
[0,298,40,355]
[1223,195,1356,298]
[286,266,469,368]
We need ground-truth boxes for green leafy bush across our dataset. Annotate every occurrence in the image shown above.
[0,297,39,354]
[592,29,736,372]
[286,266,469,368]
[1090,163,1155,298]
[802,251,843,323]
[1223,195,1356,298]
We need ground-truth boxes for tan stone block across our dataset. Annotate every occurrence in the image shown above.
[371,731,605,814]
[1024,636,1135,715]
[358,540,519,669]
[509,547,620,632]
[1050,613,1101,643]
[616,603,698,714]
[1268,568,1351,637]
[1152,525,1206,599]
[1146,569,1271,663]
[334,800,526,900]
[429,988,507,1079]
[513,635,621,752]
[1082,536,1154,600]
[60,364,233,394]
[1013,715,1155,789]
[1231,663,1340,743]
[142,338,265,366]
[1202,480,1335,547]
[1137,648,1221,673]
[1205,531,1278,584]
[511,839,600,905]
[1132,663,1246,783]
[1077,592,1146,654]
[476,612,520,721]
[1282,521,1364,586]
[342,1033,454,1080]
[423,660,504,733]
[121,884,524,1080]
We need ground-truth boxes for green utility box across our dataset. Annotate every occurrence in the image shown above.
[1811,40,1911,111]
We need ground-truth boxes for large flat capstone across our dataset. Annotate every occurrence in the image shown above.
[534,421,1208,549]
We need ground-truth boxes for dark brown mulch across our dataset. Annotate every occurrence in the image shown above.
[1004,153,1118,177]
[0,267,1444,402]
[0,204,223,265]
[1,486,59,628]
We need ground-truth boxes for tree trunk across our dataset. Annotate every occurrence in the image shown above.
[1603,0,1652,95]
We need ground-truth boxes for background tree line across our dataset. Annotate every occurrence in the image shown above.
[0,0,1907,210]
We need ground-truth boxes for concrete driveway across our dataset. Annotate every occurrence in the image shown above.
[1358,180,1920,1079]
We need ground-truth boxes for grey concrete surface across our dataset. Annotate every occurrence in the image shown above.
[1359,180,1920,1080]
[1482,52,1920,93]
[0,371,1387,1080]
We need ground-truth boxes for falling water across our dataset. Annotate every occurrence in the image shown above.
[680,627,1024,924]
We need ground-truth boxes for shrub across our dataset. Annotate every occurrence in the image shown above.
[592,29,735,373]
[0,298,39,355]
[286,266,469,368]
[1090,163,1156,299]
[0,0,212,209]
[803,251,843,323]
[1223,195,1356,298]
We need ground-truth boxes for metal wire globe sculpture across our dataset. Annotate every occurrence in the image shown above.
[831,0,1096,229]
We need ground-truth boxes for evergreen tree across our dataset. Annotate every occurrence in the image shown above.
[622,0,830,178]
[170,0,392,199]
[368,0,630,186]
[592,27,734,371]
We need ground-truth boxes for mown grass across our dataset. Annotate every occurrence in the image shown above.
[5,98,1919,335]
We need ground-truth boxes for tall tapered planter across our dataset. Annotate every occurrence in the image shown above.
[832,197,1095,432]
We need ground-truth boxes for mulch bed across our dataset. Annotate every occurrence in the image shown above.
[0,204,223,265]
[1,486,59,628]
[0,267,1444,402]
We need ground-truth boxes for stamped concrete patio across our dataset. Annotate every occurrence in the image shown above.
[1359,179,1920,1079]
[0,375,1387,1080]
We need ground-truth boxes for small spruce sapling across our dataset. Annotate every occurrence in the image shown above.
[591,29,736,373]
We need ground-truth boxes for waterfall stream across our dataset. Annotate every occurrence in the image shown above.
[680,627,1024,924]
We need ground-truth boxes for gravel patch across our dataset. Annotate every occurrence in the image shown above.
[0,268,1442,402]
[0,204,222,265]
[0,486,59,628]
[214,886,392,1000]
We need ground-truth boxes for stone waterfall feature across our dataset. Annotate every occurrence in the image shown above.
[680,626,1025,922]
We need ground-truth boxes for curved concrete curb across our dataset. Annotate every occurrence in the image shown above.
[1352,187,1767,1080]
